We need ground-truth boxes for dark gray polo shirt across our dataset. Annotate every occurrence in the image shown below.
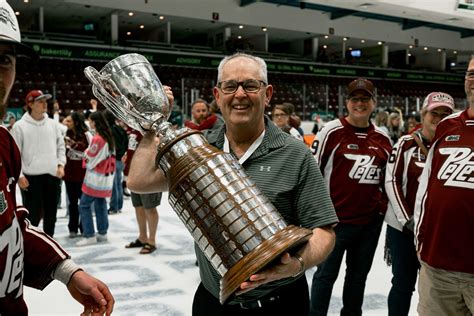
[196,116,338,304]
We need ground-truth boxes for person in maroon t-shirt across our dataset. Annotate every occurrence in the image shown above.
[0,2,114,314]
[414,58,474,316]
[310,78,392,315]
[384,92,454,315]
[184,99,219,130]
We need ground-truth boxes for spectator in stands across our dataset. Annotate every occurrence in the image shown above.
[11,90,66,237]
[63,112,92,238]
[209,99,225,130]
[123,128,162,255]
[405,113,421,134]
[7,114,15,130]
[311,78,392,316]
[384,92,454,316]
[184,99,219,130]
[0,2,114,313]
[271,103,303,141]
[388,110,403,144]
[414,61,474,316]
[374,110,390,136]
[127,52,337,315]
[77,111,115,247]
[284,102,304,136]
[104,110,128,214]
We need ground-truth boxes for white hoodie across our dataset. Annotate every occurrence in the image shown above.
[11,112,66,177]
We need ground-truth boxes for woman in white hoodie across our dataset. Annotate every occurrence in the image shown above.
[11,90,66,237]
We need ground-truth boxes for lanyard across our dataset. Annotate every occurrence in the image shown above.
[223,130,265,164]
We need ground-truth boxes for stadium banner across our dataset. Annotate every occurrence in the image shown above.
[26,42,464,84]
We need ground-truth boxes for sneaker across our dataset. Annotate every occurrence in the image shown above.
[123,187,131,197]
[69,232,78,238]
[76,237,97,247]
[97,234,108,242]
[107,209,121,215]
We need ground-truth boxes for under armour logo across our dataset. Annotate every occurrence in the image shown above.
[259,166,271,172]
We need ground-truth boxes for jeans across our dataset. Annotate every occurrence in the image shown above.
[310,215,384,316]
[386,225,420,316]
[79,193,109,237]
[109,159,124,211]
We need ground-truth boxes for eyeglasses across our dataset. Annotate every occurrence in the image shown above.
[217,79,267,94]
[349,96,372,103]
[466,71,474,80]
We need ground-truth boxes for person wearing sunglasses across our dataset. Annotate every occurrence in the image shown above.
[128,53,338,315]
[384,92,454,316]
[414,59,474,316]
[310,78,392,315]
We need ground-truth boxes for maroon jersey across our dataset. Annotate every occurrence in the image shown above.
[385,130,430,230]
[63,129,89,182]
[414,109,474,274]
[123,128,142,177]
[0,126,69,315]
[315,118,392,225]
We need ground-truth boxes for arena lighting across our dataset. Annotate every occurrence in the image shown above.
[323,45,327,49]
[261,27,267,32]
[128,12,134,16]
[237,35,242,39]
[348,47,353,50]
[127,31,131,36]
[361,39,365,43]
[343,37,348,41]
[159,16,164,20]
[324,35,329,39]
[377,41,383,45]
[423,47,428,51]
[140,25,145,29]
[451,62,456,67]
[238,25,243,29]
[409,45,413,49]
[15,11,20,15]
[437,48,442,52]
[23,0,29,3]
[454,50,458,54]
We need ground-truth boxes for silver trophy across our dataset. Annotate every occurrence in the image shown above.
[84,54,312,304]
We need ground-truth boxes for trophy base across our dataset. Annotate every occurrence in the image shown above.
[219,224,313,304]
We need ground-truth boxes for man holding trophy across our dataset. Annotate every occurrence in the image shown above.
[124,53,338,315]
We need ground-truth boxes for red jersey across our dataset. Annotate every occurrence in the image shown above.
[385,130,430,231]
[63,129,89,183]
[315,118,392,225]
[123,128,143,177]
[414,109,474,274]
[0,126,69,315]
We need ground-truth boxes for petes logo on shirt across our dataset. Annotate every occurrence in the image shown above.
[437,147,474,189]
[344,154,381,184]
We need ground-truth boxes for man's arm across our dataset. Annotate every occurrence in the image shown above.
[237,225,335,294]
[127,132,168,194]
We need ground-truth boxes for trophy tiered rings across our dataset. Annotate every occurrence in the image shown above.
[84,54,312,304]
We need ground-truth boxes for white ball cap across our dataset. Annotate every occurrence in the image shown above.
[0,0,36,57]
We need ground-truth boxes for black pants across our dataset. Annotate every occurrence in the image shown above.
[23,174,60,237]
[65,180,83,234]
[310,215,384,316]
[386,225,420,316]
[192,276,309,316]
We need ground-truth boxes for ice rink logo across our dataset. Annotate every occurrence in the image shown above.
[437,147,474,189]
[344,154,381,184]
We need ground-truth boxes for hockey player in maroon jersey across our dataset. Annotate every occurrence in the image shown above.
[0,1,114,315]
[384,92,454,315]
[310,78,392,315]
[414,58,474,315]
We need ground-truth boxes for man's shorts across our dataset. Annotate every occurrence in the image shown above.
[130,192,162,209]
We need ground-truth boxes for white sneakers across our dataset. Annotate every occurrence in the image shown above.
[97,234,108,242]
[75,237,97,247]
[75,234,108,246]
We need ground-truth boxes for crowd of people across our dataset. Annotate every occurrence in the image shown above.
[1,0,473,314]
